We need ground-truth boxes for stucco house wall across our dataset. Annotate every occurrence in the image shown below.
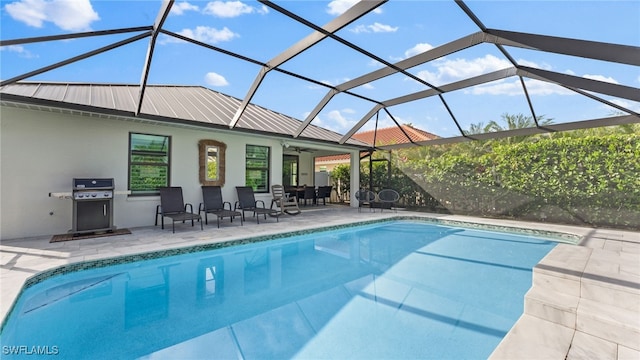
[0,106,288,239]
[295,152,315,186]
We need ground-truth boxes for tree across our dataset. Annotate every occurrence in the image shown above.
[486,113,553,131]
[330,164,350,202]
[485,113,554,144]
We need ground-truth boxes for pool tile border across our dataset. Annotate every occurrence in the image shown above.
[1,215,581,331]
[21,216,580,287]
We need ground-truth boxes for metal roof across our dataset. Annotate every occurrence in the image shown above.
[0,82,370,148]
[1,0,638,149]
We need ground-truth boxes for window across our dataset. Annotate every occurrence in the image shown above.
[129,133,170,196]
[283,155,298,187]
[245,145,270,193]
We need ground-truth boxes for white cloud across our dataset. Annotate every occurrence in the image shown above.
[163,26,238,44]
[350,25,366,34]
[203,1,267,17]
[369,22,397,33]
[312,108,357,133]
[327,0,382,15]
[524,64,621,86]
[518,59,552,70]
[350,22,397,34]
[468,79,521,96]
[358,115,396,131]
[0,45,37,58]
[327,0,358,15]
[367,59,383,67]
[171,2,199,15]
[415,54,512,86]
[583,74,619,84]
[205,72,229,86]
[257,4,269,15]
[406,53,600,98]
[316,77,351,88]
[469,78,574,96]
[404,43,434,58]
[305,83,326,91]
[5,0,99,31]
[327,110,353,130]
[606,98,640,113]
[411,53,580,97]
[320,80,335,87]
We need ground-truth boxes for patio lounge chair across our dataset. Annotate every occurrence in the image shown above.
[355,189,376,212]
[199,186,243,228]
[373,189,400,212]
[235,186,279,224]
[271,184,301,215]
[156,186,202,233]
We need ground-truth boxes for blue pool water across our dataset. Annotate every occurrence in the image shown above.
[1,221,557,359]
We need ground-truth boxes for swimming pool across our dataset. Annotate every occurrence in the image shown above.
[1,221,557,359]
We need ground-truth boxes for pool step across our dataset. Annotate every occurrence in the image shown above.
[496,290,640,359]
[566,330,639,359]
[532,244,591,297]
[488,314,574,359]
[579,247,640,311]
[524,243,588,329]
[524,286,578,329]
[525,243,640,352]
[576,297,640,351]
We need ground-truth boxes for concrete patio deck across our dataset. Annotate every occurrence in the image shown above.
[1,206,638,359]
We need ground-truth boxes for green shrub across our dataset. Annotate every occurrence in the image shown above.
[388,133,639,230]
[489,134,640,227]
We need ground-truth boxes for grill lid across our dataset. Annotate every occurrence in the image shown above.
[73,178,114,190]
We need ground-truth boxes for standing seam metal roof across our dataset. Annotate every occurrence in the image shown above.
[0,82,370,148]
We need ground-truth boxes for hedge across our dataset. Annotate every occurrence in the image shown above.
[487,135,640,228]
[356,133,640,230]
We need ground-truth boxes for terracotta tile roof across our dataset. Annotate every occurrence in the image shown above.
[316,154,350,162]
[316,125,438,164]
[352,124,438,146]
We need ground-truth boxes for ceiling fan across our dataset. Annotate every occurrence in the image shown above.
[291,146,314,153]
[281,140,313,153]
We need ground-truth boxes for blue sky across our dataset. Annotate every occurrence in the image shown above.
[1,0,639,138]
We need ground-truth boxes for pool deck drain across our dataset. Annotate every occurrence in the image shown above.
[1,206,638,359]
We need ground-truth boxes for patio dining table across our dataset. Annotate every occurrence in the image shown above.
[286,186,317,205]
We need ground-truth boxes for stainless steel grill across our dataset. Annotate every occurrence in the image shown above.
[72,178,116,235]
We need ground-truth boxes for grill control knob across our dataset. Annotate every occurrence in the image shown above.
[91,193,97,197]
